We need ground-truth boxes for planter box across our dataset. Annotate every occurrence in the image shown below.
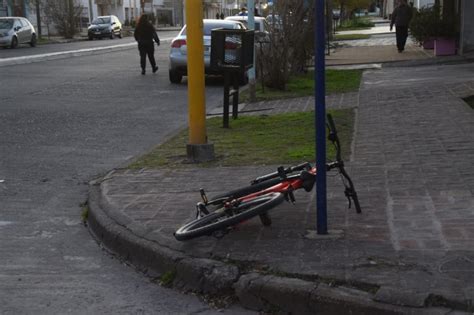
[423,38,435,49]
[434,38,456,56]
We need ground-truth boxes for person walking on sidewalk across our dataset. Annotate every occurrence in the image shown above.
[134,14,160,75]
[390,0,412,53]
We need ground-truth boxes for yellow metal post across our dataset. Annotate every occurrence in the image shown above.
[185,0,214,162]
[186,0,206,145]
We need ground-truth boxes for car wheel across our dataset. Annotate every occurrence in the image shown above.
[110,32,114,39]
[118,31,122,39]
[10,36,18,49]
[29,34,37,47]
[169,70,183,84]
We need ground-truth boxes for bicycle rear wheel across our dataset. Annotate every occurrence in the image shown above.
[174,192,285,241]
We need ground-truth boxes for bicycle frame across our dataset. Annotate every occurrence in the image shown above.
[174,114,361,241]
[237,167,316,204]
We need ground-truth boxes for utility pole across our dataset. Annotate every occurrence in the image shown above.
[247,0,256,102]
[185,0,214,162]
[315,0,327,234]
[35,0,41,38]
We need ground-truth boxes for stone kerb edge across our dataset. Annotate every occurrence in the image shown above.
[87,178,451,314]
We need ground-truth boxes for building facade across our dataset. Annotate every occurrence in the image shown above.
[2,0,471,53]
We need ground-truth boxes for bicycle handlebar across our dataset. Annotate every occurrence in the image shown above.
[326,114,342,162]
[251,162,311,184]
[326,114,361,214]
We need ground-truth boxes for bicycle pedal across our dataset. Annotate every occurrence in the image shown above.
[196,202,209,218]
[212,229,229,239]
[199,188,208,203]
[285,191,296,204]
[259,213,272,226]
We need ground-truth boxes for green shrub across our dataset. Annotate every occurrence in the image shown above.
[338,18,374,30]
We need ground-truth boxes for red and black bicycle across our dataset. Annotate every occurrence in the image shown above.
[174,114,361,241]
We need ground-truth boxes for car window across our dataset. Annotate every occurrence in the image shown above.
[0,19,14,29]
[13,19,22,28]
[225,18,261,31]
[20,18,28,27]
[92,17,111,24]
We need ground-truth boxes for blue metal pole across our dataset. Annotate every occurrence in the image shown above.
[315,0,327,234]
[247,0,256,84]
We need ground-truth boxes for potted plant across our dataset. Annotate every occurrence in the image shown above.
[433,15,458,56]
[409,5,439,49]
[410,4,458,56]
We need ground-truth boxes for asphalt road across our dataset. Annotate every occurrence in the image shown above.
[0,31,177,58]
[0,40,253,314]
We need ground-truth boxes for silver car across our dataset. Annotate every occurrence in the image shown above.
[0,17,37,48]
[168,19,246,84]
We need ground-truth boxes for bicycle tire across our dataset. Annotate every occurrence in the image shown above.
[174,192,285,241]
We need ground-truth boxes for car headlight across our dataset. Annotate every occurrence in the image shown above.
[0,32,8,37]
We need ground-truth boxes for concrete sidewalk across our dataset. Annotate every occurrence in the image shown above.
[87,29,474,314]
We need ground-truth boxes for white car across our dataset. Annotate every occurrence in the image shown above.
[168,19,246,84]
[224,16,270,33]
[0,17,37,48]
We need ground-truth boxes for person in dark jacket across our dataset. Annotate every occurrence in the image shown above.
[390,0,412,52]
[134,14,160,75]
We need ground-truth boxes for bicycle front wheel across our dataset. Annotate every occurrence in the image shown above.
[174,192,285,241]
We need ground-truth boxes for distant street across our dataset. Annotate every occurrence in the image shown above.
[0,39,251,313]
[0,31,177,58]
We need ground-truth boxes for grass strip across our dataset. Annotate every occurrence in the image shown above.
[240,69,362,103]
[336,18,375,31]
[129,109,354,169]
[334,34,371,41]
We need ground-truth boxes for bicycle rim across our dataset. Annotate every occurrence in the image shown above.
[174,192,284,241]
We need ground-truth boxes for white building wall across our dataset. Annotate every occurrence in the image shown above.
[460,0,474,53]
[414,0,435,9]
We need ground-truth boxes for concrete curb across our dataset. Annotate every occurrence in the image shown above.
[0,43,135,67]
[87,174,469,314]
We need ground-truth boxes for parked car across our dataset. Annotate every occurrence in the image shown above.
[87,15,122,40]
[224,16,270,33]
[168,19,247,84]
[0,17,37,49]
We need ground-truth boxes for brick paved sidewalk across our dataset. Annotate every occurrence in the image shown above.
[89,62,474,313]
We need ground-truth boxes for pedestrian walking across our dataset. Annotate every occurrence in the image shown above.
[134,14,160,75]
[390,0,412,52]
[238,7,248,16]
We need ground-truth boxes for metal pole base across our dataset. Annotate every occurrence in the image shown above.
[186,143,215,162]
[304,229,344,240]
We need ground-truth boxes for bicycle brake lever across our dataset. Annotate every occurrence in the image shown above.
[344,188,352,209]
[277,166,287,179]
